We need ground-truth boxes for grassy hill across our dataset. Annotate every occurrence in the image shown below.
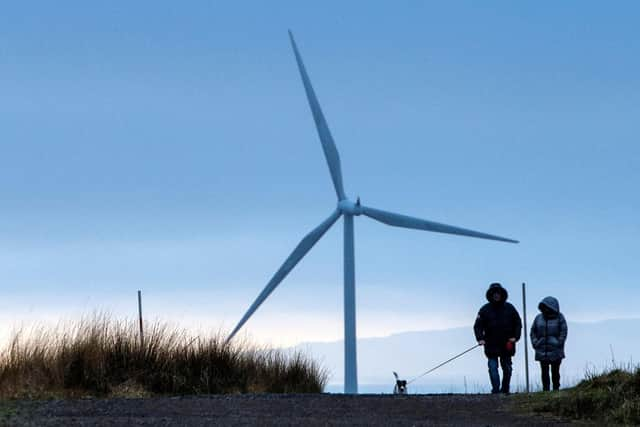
[517,367,640,425]
[0,314,326,398]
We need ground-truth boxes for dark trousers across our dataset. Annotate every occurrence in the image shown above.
[540,361,561,391]
[488,356,512,393]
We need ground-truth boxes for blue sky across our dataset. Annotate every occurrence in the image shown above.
[1,2,639,346]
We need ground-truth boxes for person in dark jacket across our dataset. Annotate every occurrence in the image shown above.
[474,283,522,394]
[530,296,568,391]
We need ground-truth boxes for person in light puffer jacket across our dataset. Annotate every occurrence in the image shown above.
[530,296,568,391]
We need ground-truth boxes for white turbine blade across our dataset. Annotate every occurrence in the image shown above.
[226,210,342,342]
[361,205,518,244]
[289,30,347,201]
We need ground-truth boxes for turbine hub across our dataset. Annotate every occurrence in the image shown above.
[338,199,363,216]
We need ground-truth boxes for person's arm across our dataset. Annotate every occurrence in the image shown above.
[530,318,539,348]
[473,310,485,344]
[559,314,568,344]
[511,304,523,341]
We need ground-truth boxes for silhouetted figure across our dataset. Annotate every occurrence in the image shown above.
[530,296,567,391]
[474,283,522,394]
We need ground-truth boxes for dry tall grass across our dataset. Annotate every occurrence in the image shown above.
[0,314,327,398]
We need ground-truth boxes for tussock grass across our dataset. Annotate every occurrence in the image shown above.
[517,366,640,425]
[0,314,327,398]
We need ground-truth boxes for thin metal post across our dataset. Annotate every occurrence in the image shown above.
[138,290,144,348]
[522,282,530,393]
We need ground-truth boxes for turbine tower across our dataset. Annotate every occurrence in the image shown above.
[226,31,519,394]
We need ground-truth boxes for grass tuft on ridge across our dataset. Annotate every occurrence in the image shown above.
[0,313,327,398]
[516,366,640,425]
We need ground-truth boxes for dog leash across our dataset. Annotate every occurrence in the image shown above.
[407,344,481,385]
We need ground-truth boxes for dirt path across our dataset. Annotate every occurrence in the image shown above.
[3,394,578,426]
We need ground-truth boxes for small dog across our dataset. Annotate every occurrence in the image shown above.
[393,372,407,395]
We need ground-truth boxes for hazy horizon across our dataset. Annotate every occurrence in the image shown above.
[4,314,635,395]
[293,317,640,393]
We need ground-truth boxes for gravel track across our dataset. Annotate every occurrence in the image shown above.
[3,394,577,426]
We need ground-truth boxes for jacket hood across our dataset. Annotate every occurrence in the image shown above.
[485,283,508,303]
[539,296,559,314]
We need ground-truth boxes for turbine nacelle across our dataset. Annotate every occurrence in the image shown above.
[338,198,363,216]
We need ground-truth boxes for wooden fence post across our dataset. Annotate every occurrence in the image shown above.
[138,290,144,348]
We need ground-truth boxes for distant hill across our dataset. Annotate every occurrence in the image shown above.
[292,318,640,393]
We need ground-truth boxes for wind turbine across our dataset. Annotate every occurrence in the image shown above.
[226,31,519,394]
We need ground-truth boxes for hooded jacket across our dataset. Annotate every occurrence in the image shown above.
[530,296,568,362]
[473,283,522,358]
